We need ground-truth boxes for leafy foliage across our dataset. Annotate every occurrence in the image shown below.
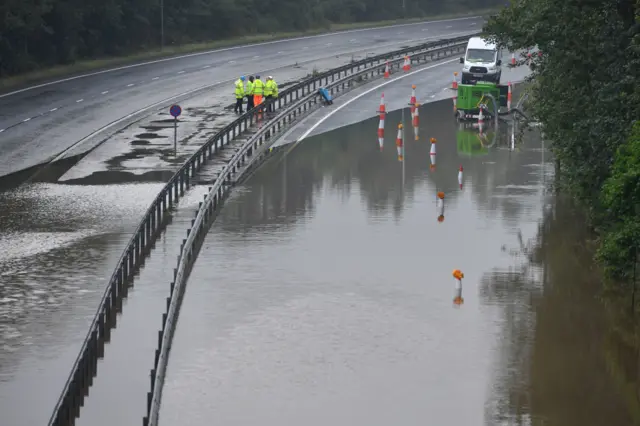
[483,0,640,283]
[0,0,500,77]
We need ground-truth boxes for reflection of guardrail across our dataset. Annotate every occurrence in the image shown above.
[47,31,477,426]
[143,39,470,426]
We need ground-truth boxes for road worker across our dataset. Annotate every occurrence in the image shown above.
[234,76,246,114]
[265,76,279,112]
[253,75,264,109]
[246,76,255,110]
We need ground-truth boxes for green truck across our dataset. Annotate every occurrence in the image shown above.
[455,82,509,121]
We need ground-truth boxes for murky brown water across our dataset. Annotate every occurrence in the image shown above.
[156,101,639,425]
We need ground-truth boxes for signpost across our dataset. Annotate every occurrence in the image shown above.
[170,104,181,155]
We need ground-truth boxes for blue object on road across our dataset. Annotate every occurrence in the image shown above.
[170,104,182,118]
[318,88,333,105]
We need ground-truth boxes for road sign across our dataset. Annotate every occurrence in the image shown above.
[170,104,181,118]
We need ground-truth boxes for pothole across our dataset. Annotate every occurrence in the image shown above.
[135,132,167,139]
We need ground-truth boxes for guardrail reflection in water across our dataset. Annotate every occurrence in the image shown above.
[46,32,476,426]
[143,39,471,426]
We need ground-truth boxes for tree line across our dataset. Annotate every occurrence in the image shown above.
[484,1,640,292]
[0,0,500,77]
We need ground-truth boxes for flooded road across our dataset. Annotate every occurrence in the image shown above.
[159,99,637,425]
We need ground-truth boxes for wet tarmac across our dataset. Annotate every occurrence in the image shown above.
[157,99,636,425]
[0,16,481,177]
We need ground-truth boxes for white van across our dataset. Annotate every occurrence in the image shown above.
[459,37,502,84]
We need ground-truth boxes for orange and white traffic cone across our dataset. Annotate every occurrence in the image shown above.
[378,93,386,116]
[452,72,458,89]
[412,102,420,126]
[458,165,463,189]
[410,85,417,117]
[452,269,464,305]
[377,115,385,151]
[527,52,532,66]
[384,61,390,78]
[396,124,404,162]
[510,52,516,66]
[507,82,512,112]
[403,56,411,72]
[437,191,445,222]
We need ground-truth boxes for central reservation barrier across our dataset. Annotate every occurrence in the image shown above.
[47,31,478,426]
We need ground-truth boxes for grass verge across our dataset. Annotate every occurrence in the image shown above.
[0,9,496,95]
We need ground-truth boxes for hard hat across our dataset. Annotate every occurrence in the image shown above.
[268,76,273,79]
[240,76,245,81]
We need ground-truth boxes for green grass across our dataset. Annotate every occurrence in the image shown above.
[0,8,496,94]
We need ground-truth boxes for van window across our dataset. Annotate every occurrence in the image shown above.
[466,49,496,63]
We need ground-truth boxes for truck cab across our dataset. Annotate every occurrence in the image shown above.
[460,37,502,84]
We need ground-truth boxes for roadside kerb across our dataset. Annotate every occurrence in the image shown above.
[143,38,471,426]
[47,32,478,426]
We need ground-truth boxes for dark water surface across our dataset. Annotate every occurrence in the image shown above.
[158,101,638,425]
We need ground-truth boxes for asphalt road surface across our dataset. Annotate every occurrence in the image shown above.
[0,16,482,177]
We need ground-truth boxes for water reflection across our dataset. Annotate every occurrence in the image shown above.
[159,99,562,425]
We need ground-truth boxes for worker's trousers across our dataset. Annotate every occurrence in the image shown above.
[247,95,255,110]
[265,95,275,112]
[234,97,244,113]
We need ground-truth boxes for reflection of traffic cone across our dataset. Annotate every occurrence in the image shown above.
[410,85,417,117]
[396,124,403,162]
[413,103,420,139]
[458,165,463,189]
[430,153,436,171]
[437,192,445,222]
[478,107,484,134]
[430,137,436,156]
[403,56,411,72]
[507,82,512,112]
[452,72,458,89]
[384,61,390,78]
[452,269,464,305]
[453,95,457,112]
[377,115,385,151]
[378,93,386,115]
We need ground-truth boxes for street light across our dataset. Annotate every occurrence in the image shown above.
[160,0,164,50]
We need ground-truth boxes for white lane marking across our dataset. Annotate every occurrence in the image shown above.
[446,25,452,28]
[76,99,84,102]
[0,129,4,133]
[50,107,58,111]
[0,16,482,99]
[277,51,283,54]
[252,55,260,58]
[202,65,210,69]
[177,71,185,74]
[152,77,159,80]
[326,43,333,46]
[349,39,357,42]
[127,83,134,87]
[298,58,458,141]
[101,90,109,94]
[23,118,31,122]
[229,60,236,64]
[470,22,476,25]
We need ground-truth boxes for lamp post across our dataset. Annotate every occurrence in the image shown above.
[160,0,164,50]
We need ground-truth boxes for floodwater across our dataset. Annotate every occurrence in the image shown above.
[0,182,163,426]
[158,100,639,425]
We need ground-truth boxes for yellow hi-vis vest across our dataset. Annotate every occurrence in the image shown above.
[234,79,245,98]
[245,80,254,95]
[270,80,278,97]
[253,79,264,95]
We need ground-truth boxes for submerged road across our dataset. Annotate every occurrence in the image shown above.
[0,16,481,177]
[157,87,636,423]
[0,29,487,426]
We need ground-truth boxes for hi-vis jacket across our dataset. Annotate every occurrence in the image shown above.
[245,80,254,96]
[234,79,245,99]
[253,79,264,95]
[265,80,279,97]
